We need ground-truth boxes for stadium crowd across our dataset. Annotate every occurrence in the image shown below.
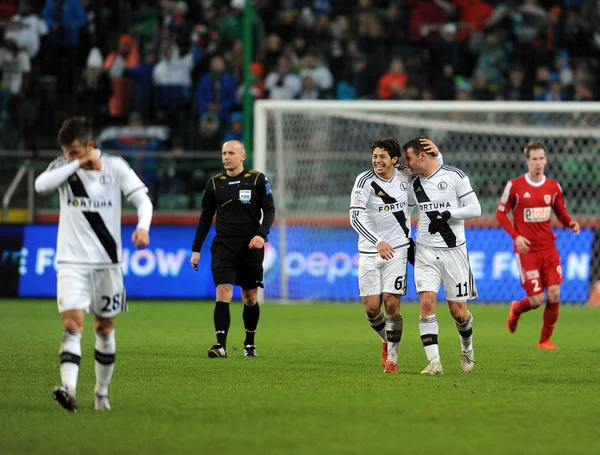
[1,0,599,152]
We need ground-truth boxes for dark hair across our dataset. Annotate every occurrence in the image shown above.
[57,117,93,147]
[402,137,427,155]
[523,140,546,158]
[371,136,400,159]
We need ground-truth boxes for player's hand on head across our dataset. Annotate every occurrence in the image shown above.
[515,235,531,253]
[419,138,439,157]
[131,228,150,249]
[570,221,580,235]
[190,251,200,271]
[248,235,265,250]
[376,241,394,260]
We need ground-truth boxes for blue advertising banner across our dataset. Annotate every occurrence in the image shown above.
[15,225,593,303]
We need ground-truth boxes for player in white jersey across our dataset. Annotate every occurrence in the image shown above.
[403,137,481,375]
[34,117,153,413]
[350,137,442,374]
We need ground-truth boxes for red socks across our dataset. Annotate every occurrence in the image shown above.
[540,302,559,343]
[514,296,532,315]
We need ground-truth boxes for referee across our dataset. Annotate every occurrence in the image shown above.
[190,140,275,358]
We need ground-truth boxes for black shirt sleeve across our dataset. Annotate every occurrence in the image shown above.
[191,178,217,252]
[256,173,276,240]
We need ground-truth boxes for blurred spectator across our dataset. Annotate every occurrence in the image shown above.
[4,1,47,62]
[224,111,244,142]
[4,0,47,105]
[264,55,301,99]
[258,33,283,74]
[504,65,530,101]
[125,49,156,122]
[196,111,222,151]
[535,76,570,102]
[433,63,456,100]
[153,42,194,141]
[377,59,408,100]
[79,0,106,68]
[196,55,236,127]
[299,50,333,96]
[0,37,30,145]
[103,34,140,121]
[0,1,17,25]
[472,31,508,90]
[220,0,265,50]
[452,0,493,43]
[225,38,243,81]
[77,45,108,124]
[42,0,86,94]
[236,61,265,105]
[471,70,494,100]
[298,76,324,99]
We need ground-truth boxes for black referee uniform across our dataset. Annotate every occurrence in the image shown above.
[192,168,276,289]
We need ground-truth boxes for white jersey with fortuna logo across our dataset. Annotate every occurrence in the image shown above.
[349,168,412,254]
[409,165,474,249]
[48,150,147,265]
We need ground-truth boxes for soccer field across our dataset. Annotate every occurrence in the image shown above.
[1,300,599,455]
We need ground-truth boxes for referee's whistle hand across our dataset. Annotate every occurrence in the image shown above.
[249,236,265,250]
[190,252,200,270]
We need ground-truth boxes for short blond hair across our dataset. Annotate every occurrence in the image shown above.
[524,141,546,158]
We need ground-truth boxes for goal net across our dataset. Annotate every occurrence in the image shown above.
[254,101,600,303]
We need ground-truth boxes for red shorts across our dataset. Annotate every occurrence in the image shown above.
[515,246,563,297]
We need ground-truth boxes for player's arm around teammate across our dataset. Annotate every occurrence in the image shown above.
[403,137,481,375]
[350,137,414,374]
[190,140,275,358]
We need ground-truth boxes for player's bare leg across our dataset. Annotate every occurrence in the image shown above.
[362,295,387,366]
[538,285,560,350]
[382,292,401,374]
[53,309,84,413]
[208,284,232,358]
[419,291,443,375]
[241,287,260,357]
[93,315,115,410]
[449,300,475,373]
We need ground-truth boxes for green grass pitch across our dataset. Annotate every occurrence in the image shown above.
[1,300,599,455]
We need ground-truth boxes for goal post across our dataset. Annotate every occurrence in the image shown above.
[254,101,600,303]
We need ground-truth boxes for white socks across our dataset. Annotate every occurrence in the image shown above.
[94,330,116,396]
[59,330,82,394]
[419,315,440,362]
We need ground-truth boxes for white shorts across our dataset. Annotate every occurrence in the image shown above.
[358,248,408,297]
[57,266,127,318]
[414,243,477,301]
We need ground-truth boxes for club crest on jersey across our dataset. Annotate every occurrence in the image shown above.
[400,182,408,191]
[239,190,251,204]
[437,181,448,190]
[99,174,112,185]
[544,194,551,204]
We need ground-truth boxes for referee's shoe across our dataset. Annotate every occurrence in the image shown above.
[207,344,227,358]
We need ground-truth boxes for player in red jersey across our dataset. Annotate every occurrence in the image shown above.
[496,141,580,350]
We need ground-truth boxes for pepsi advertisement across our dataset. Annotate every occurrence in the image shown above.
[7,225,594,303]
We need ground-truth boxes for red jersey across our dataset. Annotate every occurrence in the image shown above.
[496,174,573,252]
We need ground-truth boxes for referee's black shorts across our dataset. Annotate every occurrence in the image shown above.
[211,237,264,289]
